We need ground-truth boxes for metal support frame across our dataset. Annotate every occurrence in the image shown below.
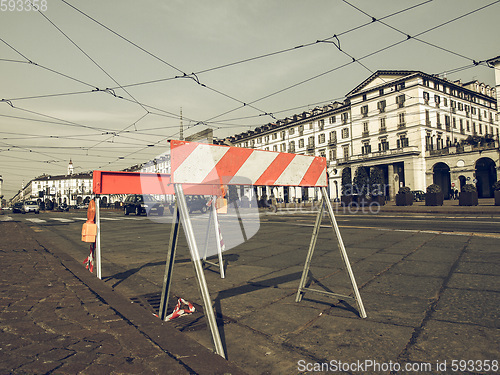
[174,184,225,357]
[202,196,225,278]
[296,187,367,319]
[159,201,180,320]
[95,196,102,280]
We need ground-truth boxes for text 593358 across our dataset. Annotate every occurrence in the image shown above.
[1,0,48,11]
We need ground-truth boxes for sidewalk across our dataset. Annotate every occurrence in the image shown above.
[0,221,246,375]
[376,197,500,215]
[276,198,500,216]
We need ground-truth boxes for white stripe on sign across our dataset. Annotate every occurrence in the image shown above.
[274,154,314,186]
[174,143,229,184]
[229,151,278,185]
[26,218,47,223]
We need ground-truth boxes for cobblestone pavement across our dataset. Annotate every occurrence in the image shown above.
[0,221,245,375]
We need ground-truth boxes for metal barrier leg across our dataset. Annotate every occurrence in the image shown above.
[212,202,225,279]
[202,196,225,278]
[296,195,324,302]
[175,185,225,358]
[295,188,367,319]
[95,196,102,280]
[202,199,213,261]
[159,201,180,320]
[322,187,367,318]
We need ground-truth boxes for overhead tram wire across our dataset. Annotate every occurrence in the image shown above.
[58,0,434,131]
[340,0,498,63]
[0,1,435,134]
[1,37,99,90]
[6,3,491,142]
[0,100,175,147]
[205,0,500,126]
[0,44,188,143]
[1,38,188,125]
[179,0,434,77]
[0,104,110,133]
[60,1,276,124]
[89,0,434,92]
[2,2,433,140]
[160,57,488,127]
[35,7,150,116]
[5,1,494,170]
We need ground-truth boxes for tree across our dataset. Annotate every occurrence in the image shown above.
[353,166,369,196]
[341,167,352,196]
[369,167,384,196]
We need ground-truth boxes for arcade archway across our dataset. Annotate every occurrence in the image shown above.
[433,162,451,199]
[475,158,497,198]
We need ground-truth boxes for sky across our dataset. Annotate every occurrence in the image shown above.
[1,0,499,200]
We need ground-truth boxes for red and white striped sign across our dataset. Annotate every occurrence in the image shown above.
[170,140,327,187]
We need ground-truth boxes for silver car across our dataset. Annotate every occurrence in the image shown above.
[24,200,40,214]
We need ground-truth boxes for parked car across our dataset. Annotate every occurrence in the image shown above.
[57,203,69,212]
[186,195,209,214]
[12,202,24,214]
[169,195,210,214]
[123,194,165,216]
[412,190,426,202]
[23,200,40,214]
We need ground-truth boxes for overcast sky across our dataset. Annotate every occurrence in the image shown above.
[1,0,499,199]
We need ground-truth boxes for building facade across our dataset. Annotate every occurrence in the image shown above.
[218,70,499,201]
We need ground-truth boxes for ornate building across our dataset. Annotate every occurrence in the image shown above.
[217,70,499,201]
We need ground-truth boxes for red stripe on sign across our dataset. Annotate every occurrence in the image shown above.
[170,140,198,181]
[254,152,295,185]
[213,147,254,185]
[300,157,327,187]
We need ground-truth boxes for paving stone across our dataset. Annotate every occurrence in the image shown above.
[239,296,328,339]
[15,357,62,374]
[67,340,101,353]
[285,314,414,364]
[386,259,452,278]
[216,284,292,319]
[408,319,499,363]
[329,291,431,327]
[455,260,500,275]
[447,273,499,292]
[406,246,463,263]
[54,360,91,374]
[4,320,47,336]
[40,347,75,362]
[0,331,31,351]
[187,323,305,375]
[361,273,444,299]
[432,289,500,328]
[0,355,36,373]
[80,362,116,375]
